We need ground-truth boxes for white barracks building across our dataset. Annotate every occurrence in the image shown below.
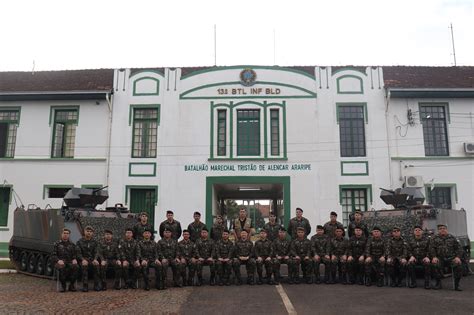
[0,65,473,256]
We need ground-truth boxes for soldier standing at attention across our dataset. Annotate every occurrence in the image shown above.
[177,229,197,286]
[195,227,216,286]
[52,228,78,292]
[119,228,140,289]
[187,211,207,242]
[264,212,280,242]
[231,208,255,240]
[407,225,431,289]
[137,229,162,290]
[96,229,121,290]
[348,210,369,238]
[158,227,181,288]
[210,215,226,242]
[290,227,312,284]
[364,226,386,287]
[76,226,100,292]
[272,227,292,284]
[287,207,311,240]
[233,230,256,285]
[323,211,344,239]
[386,226,408,287]
[159,210,182,240]
[328,227,349,284]
[215,228,234,286]
[254,229,274,284]
[430,224,463,291]
[347,226,367,285]
[133,212,154,241]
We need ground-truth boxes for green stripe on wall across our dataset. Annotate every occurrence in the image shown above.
[0,242,8,258]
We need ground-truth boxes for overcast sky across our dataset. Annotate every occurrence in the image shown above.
[0,0,472,71]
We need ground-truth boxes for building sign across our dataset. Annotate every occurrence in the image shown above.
[184,163,312,172]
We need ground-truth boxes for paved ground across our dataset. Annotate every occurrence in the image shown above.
[0,273,473,314]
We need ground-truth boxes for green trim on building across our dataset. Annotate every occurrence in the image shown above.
[336,75,364,94]
[42,184,74,199]
[338,184,373,204]
[391,156,474,161]
[128,104,161,126]
[418,102,451,123]
[0,106,22,123]
[0,158,106,162]
[0,242,9,258]
[48,105,80,126]
[128,162,157,177]
[124,185,158,205]
[181,65,316,80]
[331,67,367,76]
[133,76,160,96]
[129,69,165,78]
[340,161,369,176]
[424,183,458,203]
[336,102,368,124]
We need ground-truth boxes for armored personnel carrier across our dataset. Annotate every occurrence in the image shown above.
[8,187,138,278]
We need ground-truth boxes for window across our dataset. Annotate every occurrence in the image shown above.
[420,105,449,156]
[428,187,452,209]
[237,109,260,156]
[341,188,367,227]
[217,109,227,156]
[339,105,366,157]
[51,109,78,158]
[0,109,20,158]
[46,187,72,198]
[270,109,280,156]
[132,108,158,158]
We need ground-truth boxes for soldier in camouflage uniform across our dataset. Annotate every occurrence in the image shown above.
[52,228,79,292]
[233,230,256,285]
[157,227,181,288]
[348,210,369,238]
[137,229,162,290]
[290,227,312,284]
[76,226,100,292]
[327,226,349,284]
[195,227,216,286]
[159,210,182,240]
[287,207,311,240]
[187,211,207,242]
[254,229,274,284]
[430,224,463,291]
[323,211,344,239]
[177,229,197,286]
[272,227,292,284]
[407,225,431,289]
[215,228,234,285]
[210,215,226,242]
[119,228,140,289]
[347,226,367,285]
[364,226,386,287]
[310,225,330,284]
[96,229,121,290]
[386,226,408,287]
[264,212,280,242]
[133,212,154,241]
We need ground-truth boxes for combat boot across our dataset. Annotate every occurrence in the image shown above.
[114,279,120,290]
[197,273,203,286]
[357,273,364,285]
[409,271,417,288]
[82,283,89,292]
[173,270,181,287]
[340,272,347,285]
[102,281,107,291]
[248,275,255,285]
[365,274,371,286]
[376,274,384,287]
[210,272,216,286]
[432,278,442,290]
[454,277,462,291]
[155,274,161,290]
[273,270,281,285]
[293,270,300,284]
[324,271,330,284]
[60,281,67,293]
[144,281,150,291]
[398,274,406,287]
[94,281,101,291]
[390,275,397,287]
[424,275,430,290]
[257,271,263,285]
[69,282,76,292]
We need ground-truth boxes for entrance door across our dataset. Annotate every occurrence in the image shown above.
[129,188,156,224]
[0,188,11,226]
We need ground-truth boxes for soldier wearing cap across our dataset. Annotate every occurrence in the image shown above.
[272,226,292,284]
[52,228,79,292]
[76,225,100,292]
[187,211,207,242]
[327,226,350,284]
[287,207,311,240]
[231,207,255,240]
[290,226,312,284]
[157,227,180,288]
[323,211,344,239]
[254,229,274,284]
[430,224,463,291]
[133,212,154,241]
[96,229,121,290]
[348,210,369,238]
[177,229,197,286]
[310,225,330,284]
[407,225,431,289]
[386,226,408,287]
[264,212,280,242]
[233,229,256,285]
[211,215,227,242]
[347,226,367,285]
[119,228,140,289]
[159,210,182,240]
[137,228,162,290]
[215,228,234,285]
[364,226,386,287]
[195,227,216,286]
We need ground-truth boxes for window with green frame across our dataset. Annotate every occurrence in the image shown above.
[427,187,452,209]
[237,109,260,156]
[132,108,158,158]
[217,109,227,156]
[0,109,20,158]
[338,105,366,157]
[341,188,367,227]
[51,109,78,158]
[270,109,280,156]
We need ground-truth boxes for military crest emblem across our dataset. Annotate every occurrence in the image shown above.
[240,68,257,86]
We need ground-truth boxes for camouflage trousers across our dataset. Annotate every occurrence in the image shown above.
[291,257,312,278]
[432,257,462,280]
[347,256,365,282]
[179,258,196,283]
[56,262,79,284]
[161,259,180,283]
[121,260,139,284]
[233,258,256,277]
[365,256,385,279]
[256,256,273,278]
[99,259,121,283]
[196,258,215,279]
[80,259,100,284]
[312,256,330,278]
[216,259,232,280]
[408,257,430,279]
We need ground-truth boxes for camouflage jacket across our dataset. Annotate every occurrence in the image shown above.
[159,220,182,240]
[177,239,196,259]
[96,239,120,261]
[407,236,430,259]
[76,238,99,261]
[52,240,77,263]
[137,239,159,261]
[310,234,329,257]
[348,220,369,238]
[133,222,154,241]
[272,238,291,257]
[187,221,207,242]
[287,217,311,239]
[234,239,254,257]
[119,238,138,261]
[210,223,226,242]
[195,238,215,259]
[157,238,178,260]
[365,237,386,258]
[215,239,234,259]
[348,235,367,257]
[323,221,344,239]
[386,237,408,259]
[328,237,349,256]
[264,222,280,241]
[254,238,273,258]
[290,238,312,258]
[429,234,462,259]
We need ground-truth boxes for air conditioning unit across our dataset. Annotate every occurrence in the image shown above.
[405,175,424,188]
[464,142,474,154]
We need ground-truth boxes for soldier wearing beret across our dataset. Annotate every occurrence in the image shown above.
[272,227,292,284]
[310,225,330,284]
[386,226,408,287]
[76,225,100,292]
[52,228,79,292]
[287,207,311,240]
[327,226,349,284]
[348,210,369,238]
[215,228,234,285]
[264,212,280,242]
[137,228,162,290]
[254,229,274,284]
[133,212,155,241]
[157,227,180,288]
[187,211,207,242]
[407,225,431,289]
[119,228,140,289]
[159,210,182,240]
[96,229,121,290]
[233,230,256,285]
[430,224,463,291]
[364,226,386,287]
[211,215,227,242]
[177,229,197,286]
[195,227,216,286]
[347,226,367,285]
[290,226,312,284]
[323,211,344,239]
